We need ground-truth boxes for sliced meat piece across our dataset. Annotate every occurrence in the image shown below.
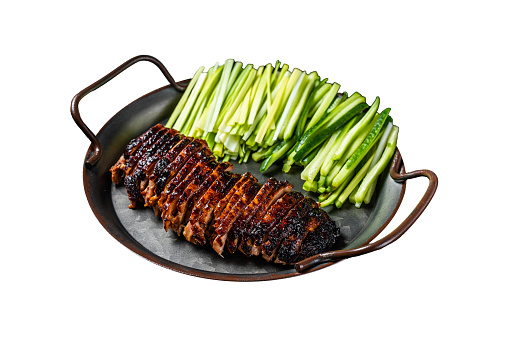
[181,162,234,242]
[111,124,171,185]
[207,172,255,239]
[110,154,126,184]
[150,135,186,183]
[184,161,233,223]
[145,135,189,207]
[139,131,181,193]
[153,139,206,215]
[124,127,169,208]
[274,207,332,264]
[211,181,261,256]
[141,133,186,206]
[164,157,218,235]
[225,178,279,254]
[123,124,165,162]
[158,147,213,229]
[125,128,176,207]
[249,191,304,256]
[211,173,255,226]
[183,172,240,246]
[293,219,340,262]
[153,137,193,194]
[261,197,318,261]
[124,125,166,177]
[237,180,293,256]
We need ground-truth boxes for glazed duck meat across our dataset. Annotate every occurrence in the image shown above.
[110,124,340,264]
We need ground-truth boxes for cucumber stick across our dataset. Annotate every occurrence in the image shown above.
[319,170,355,207]
[204,59,234,133]
[248,64,273,125]
[188,67,222,134]
[254,73,290,144]
[283,72,318,141]
[217,68,256,133]
[354,125,399,206]
[273,71,306,142]
[299,146,320,167]
[305,82,340,130]
[335,150,377,208]
[295,77,327,139]
[325,117,378,189]
[172,72,207,131]
[301,127,342,182]
[293,92,365,161]
[332,108,391,189]
[303,180,318,192]
[165,66,205,129]
[332,96,380,161]
[293,101,369,163]
[362,121,393,204]
[300,136,331,181]
[225,61,244,95]
[320,114,360,177]
[260,139,296,172]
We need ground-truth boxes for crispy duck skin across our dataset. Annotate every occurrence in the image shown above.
[111,124,168,185]
[111,124,166,186]
[181,162,234,241]
[226,178,279,254]
[183,172,240,245]
[237,180,293,256]
[207,174,256,247]
[261,197,318,261]
[159,148,213,228]
[125,129,177,207]
[113,124,341,263]
[184,162,233,223]
[125,125,166,178]
[249,191,304,256]
[212,181,261,256]
[210,173,254,231]
[125,128,170,208]
[153,138,198,198]
[202,173,241,223]
[143,136,188,207]
[154,140,206,213]
[294,219,339,262]
[139,131,181,193]
[275,207,331,264]
[165,157,218,234]
[150,135,186,184]
[124,124,165,162]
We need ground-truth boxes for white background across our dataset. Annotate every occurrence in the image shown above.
[2,1,508,338]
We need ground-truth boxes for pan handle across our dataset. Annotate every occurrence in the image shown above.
[294,150,438,273]
[70,55,186,169]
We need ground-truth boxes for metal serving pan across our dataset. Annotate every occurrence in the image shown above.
[71,55,438,281]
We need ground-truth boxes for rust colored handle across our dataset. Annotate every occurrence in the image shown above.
[70,55,186,169]
[294,150,438,273]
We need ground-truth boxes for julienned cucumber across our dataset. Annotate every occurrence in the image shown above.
[260,139,296,172]
[292,93,365,162]
[295,78,328,139]
[332,96,380,161]
[166,59,399,209]
[353,125,399,206]
[293,102,369,163]
[332,108,391,189]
